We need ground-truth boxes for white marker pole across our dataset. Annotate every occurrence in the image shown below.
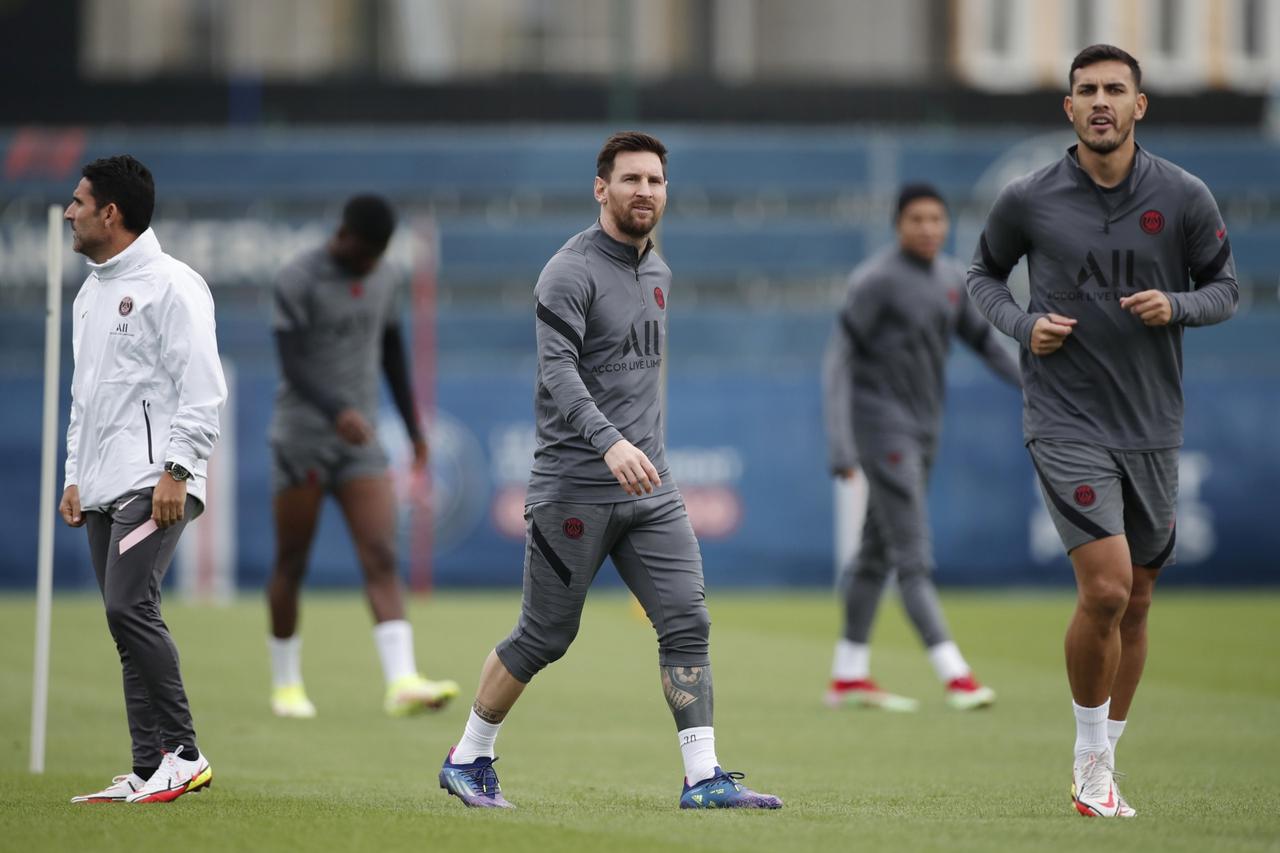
[31,205,63,773]
[833,472,868,584]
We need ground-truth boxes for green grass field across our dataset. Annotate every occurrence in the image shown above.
[1,589,1277,852]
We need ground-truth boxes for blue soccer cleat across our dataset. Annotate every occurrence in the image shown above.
[679,767,782,809]
[439,748,514,808]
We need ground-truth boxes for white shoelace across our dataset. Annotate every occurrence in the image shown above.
[140,749,185,792]
[1076,753,1114,800]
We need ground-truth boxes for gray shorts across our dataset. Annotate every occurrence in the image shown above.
[271,435,388,493]
[1028,439,1178,568]
[495,490,710,683]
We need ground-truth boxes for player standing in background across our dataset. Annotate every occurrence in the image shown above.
[61,155,226,803]
[438,132,781,810]
[823,184,1019,713]
[266,195,458,718]
[968,45,1237,817]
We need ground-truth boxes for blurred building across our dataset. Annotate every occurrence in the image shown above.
[73,0,1280,92]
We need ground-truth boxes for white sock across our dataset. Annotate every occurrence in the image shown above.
[1107,718,1127,761]
[452,709,502,764]
[372,619,418,685]
[678,726,720,785]
[268,635,303,689]
[831,639,870,681]
[927,641,970,683]
[1073,699,1111,761]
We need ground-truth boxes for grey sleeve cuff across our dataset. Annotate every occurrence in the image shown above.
[590,426,625,457]
[1015,313,1043,349]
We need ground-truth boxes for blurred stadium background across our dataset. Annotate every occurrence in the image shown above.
[2,0,1278,595]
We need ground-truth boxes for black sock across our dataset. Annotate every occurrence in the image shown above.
[133,765,159,780]
[170,744,199,761]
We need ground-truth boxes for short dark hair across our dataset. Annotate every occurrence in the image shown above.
[341,195,396,248]
[596,131,668,181]
[1069,44,1142,90]
[895,183,946,221]
[81,155,155,235]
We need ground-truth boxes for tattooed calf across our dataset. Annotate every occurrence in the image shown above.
[660,665,714,729]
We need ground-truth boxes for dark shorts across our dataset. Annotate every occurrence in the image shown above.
[1028,439,1178,568]
[271,436,389,493]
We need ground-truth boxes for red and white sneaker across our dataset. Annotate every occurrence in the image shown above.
[944,674,996,710]
[1112,773,1138,818]
[125,747,212,803]
[824,678,919,712]
[70,772,145,803]
[1071,751,1132,818]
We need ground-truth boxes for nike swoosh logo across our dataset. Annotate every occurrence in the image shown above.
[116,495,139,512]
[1102,785,1116,809]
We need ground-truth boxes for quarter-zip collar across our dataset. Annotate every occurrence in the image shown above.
[589,220,654,270]
[86,228,162,281]
[1066,143,1149,234]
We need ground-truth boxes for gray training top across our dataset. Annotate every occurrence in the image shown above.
[824,246,1022,471]
[526,221,675,505]
[967,144,1238,451]
[270,246,403,441]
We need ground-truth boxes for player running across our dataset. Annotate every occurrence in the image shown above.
[823,184,1020,712]
[967,45,1238,817]
[438,132,781,810]
[266,195,458,718]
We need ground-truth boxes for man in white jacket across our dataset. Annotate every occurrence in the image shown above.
[59,155,227,804]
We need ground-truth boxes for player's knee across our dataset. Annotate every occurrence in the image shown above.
[1079,577,1130,622]
[658,604,711,661]
[506,623,580,678]
[104,599,148,634]
[272,547,310,583]
[1121,584,1154,627]
[852,559,891,583]
[895,561,933,587]
[357,539,397,580]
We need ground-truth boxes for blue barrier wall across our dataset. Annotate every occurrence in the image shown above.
[1,310,1275,591]
[2,125,1276,590]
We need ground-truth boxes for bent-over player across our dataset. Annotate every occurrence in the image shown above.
[267,195,457,718]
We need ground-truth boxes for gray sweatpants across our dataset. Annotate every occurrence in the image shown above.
[496,490,711,683]
[841,430,952,649]
[85,489,201,769]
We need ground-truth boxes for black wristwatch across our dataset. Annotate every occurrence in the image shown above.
[164,461,192,482]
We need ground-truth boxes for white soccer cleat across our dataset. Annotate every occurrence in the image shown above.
[1071,751,1131,818]
[271,684,318,718]
[70,773,146,803]
[824,679,919,712]
[125,747,213,803]
[944,674,996,710]
[384,673,460,717]
[1111,763,1138,817]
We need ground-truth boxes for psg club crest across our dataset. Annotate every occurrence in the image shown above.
[1074,485,1096,507]
[118,296,134,316]
[1139,210,1164,235]
[653,287,665,309]
[562,517,585,539]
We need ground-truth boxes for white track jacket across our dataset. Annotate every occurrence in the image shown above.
[65,228,227,511]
